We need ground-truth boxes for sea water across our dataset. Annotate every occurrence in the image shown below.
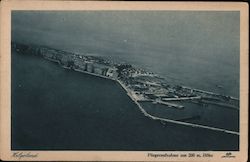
[11,51,239,150]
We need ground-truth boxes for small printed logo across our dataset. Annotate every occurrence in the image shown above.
[221,152,236,158]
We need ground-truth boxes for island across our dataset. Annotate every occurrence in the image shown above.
[11,42,239,135]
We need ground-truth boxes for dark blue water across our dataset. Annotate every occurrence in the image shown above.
[11,51,239,150]
[102,53,239,98]
[12,11,240,98]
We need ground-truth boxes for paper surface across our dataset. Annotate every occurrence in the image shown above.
[0,1,248,161]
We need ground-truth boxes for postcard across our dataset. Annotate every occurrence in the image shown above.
[0,1,248,161]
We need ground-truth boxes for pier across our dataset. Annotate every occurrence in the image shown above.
[182,86,239,101]
[153,100,184,109]
[162,96,201,101]
[138,99,184,109]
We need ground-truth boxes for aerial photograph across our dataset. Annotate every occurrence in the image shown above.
[11,11,239,151]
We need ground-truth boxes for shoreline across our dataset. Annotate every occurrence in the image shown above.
[73,68,116,81]
[182,86,239,101]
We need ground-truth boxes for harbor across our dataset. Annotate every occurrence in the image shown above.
[117,80,239,136]
[11,44,240,151]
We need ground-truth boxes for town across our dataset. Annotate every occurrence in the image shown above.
[12,42,239,135]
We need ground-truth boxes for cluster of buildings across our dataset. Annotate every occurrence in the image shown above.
[116,64,239,110]
[40,45,119,79]
[112,62,195,102]
[72,57,119,79]
[12,42,119,79]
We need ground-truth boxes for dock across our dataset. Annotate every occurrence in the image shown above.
[162,96,201,101]
[153,100,184,109]
[182,86,239,101]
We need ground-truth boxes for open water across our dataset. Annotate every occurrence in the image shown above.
[11,51,239,150]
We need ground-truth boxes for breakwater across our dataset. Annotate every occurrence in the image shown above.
[116,80,239,136]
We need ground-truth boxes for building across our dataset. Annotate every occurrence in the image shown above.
[106,67,118,79]
[60,55,71,66]
[74,58,87,71]
[42,49,57,59]
[93,67,104,75]
[86,62,94,73]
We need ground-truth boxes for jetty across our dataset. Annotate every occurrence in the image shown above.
[162,96,201,101]
[182,86,239,101]
[153,100,184,109]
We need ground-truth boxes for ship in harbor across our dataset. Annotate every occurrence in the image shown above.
[12,42,239,135]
